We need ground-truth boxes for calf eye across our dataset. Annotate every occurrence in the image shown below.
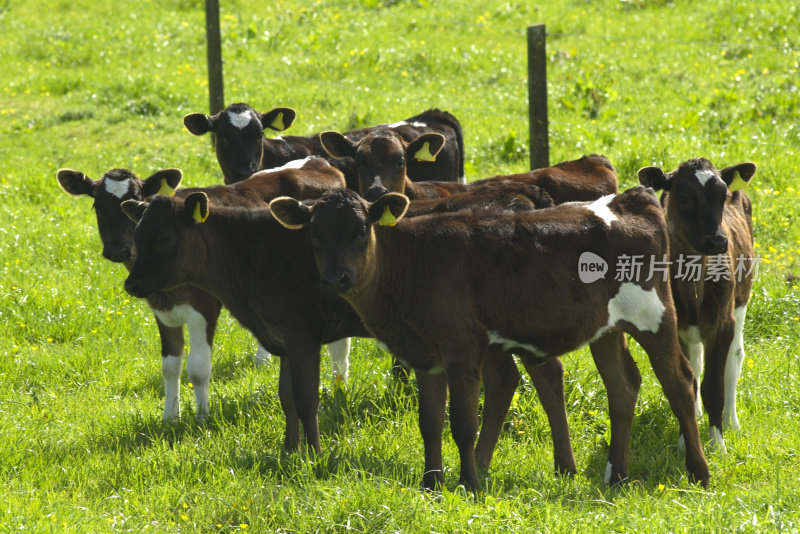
[396,158,405,169]
[678,194,689,205]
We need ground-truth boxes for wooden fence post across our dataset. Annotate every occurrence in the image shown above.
[205,0,224,117]
[527,23,549,170]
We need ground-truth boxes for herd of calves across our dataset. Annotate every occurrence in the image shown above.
[57,103,758,491]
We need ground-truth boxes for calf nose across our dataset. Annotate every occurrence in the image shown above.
[703,234,728,255]
[321,269,353,294]
[365,185,389,203]
[103,244,131,263]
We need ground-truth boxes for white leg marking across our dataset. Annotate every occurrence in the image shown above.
[327,338,351,387]
[162,354,183,421]
[155,304,211,419]
[185,311,211,420]
[680,326,704,418]
[604,462,613,485]
[607,283,665,333]
[723,305,748,431]
[254,343,271,367]
[710,425,727,453]
[104,178,131,199]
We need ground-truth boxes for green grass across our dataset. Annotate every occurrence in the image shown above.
[1,0,800,531]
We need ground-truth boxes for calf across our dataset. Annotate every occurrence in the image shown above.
[121,194,371,454]
[56,157,349,421]
[184,103,465,189]
[638,158,756,451]
[321,129,616,204]
[270,187,709,490]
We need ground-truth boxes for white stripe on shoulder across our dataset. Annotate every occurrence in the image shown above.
[262,156,316,172]
[586,194,617,226]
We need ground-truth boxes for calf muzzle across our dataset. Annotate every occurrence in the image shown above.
[321,269,354,294]
[701,234,728,255]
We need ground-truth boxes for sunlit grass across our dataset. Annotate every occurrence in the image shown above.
[0,0,799,531]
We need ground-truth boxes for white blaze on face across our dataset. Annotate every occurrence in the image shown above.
[227,109,255,130]
[586,194,618,227]
[104,178,131,199]
[694,168,717,187]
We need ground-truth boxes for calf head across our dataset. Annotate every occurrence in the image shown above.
[271,189,409,294]
[320,129,445,201]
[638,158,755,255]
[121,193,210,298]
[183,103,296,184]
[57,168,182,263]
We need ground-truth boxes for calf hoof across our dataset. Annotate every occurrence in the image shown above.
[687,459,710,488]
[604,462,628,486]
[422,470,445,492]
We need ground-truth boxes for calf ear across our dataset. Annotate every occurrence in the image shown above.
[183,113,213,135]
[142,169,183,198]
[261,107,296,132]
[637,166,671,191]
[408,133,445,162]
[184,192,210,223]
[57,169,96,197]
[368,192,409,226]
[121,199,149,222]
[720,162,756,192]
[270,196,313,229]
[320,131,357,160]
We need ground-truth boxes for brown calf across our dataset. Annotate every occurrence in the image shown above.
[121,194,370,454]
[184,103,465,188]
[270,187,709,490]
[321,125,617,204]
[57,157,347,421]
[638,157,756,451]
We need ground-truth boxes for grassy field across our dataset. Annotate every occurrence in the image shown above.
[1,0,799,531]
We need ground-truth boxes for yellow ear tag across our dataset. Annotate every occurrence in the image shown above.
[728,171,750,192]
[192,202,209,223]
[414,141,437,162]
[157,180,176,196]
[270,111,285,131]
[378,204,396,226]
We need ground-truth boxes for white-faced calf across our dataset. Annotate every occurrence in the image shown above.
[121,194,370,454]
[184,103,465,189]
[57,158,349,421]
[638,157,756,451]
[270,187,710,491]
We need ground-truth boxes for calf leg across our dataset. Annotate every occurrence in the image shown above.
[589,332,641,485]
[701,320,735,452]
[723,305,748,432]
[416,370,448,490]
[157,319,184,421]
[284,336,322,453]
[519,356,577,476]
[446,361,483,490]
[475,348,519,471]
[678,329,704,418]
[633,325,710,486]
[278,356,301,450]
[185,310,216,420]
[327,337,351,387]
